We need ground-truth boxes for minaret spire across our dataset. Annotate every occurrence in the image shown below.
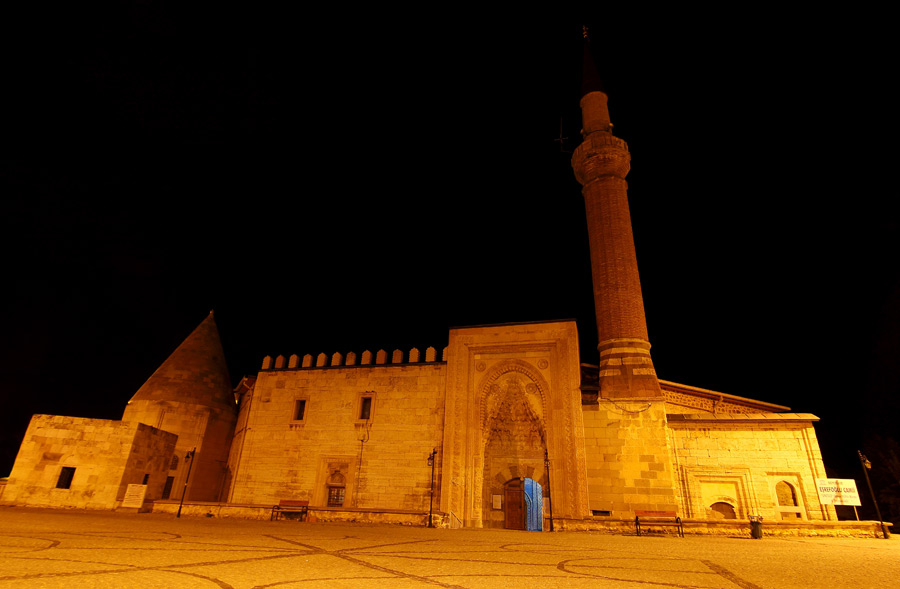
[570,32,678,518]
[571,32,662,400]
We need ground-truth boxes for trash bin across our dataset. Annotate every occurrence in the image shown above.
[749,515,763,539]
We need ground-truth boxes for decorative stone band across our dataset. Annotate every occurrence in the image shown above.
[571,131,631,185]
[666,412,820,423]
[596,338,662,399]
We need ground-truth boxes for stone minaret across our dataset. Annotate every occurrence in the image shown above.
[571,35,661,400]
[571,32,678,516]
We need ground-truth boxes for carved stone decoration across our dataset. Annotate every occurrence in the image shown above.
[473,359,553,528]
[478,359,548,429]
[481,376,545,441]
[480,373,547,528]
[327,466,347,486]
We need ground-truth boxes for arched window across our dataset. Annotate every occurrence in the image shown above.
[776,481,797,506]
[775,480,803,520]
[710,501,736,519]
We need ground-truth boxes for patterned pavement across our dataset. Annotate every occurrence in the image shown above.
[0,507,897,588]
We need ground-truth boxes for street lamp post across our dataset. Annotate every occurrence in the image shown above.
[544,449,554,531]
[858,450,891,539]
[355,418,370,508]
[176,448,196,519]
[427,448,437,528]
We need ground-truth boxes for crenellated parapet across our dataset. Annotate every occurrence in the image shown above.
[260,345,448,371]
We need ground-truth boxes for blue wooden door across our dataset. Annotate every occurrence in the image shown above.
[524,478,543,531]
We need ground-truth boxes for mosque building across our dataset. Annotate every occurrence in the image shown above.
[2,37,875,535]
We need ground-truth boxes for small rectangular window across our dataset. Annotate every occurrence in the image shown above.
[162,476,175,499]
[327,486,345,507]
[359,397,372,421]
[56,467,76,489]
[294,399,307,421]
[142,473,150,485]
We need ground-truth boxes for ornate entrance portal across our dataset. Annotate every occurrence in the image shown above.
[439,323,591,529]
[483,373,546,528]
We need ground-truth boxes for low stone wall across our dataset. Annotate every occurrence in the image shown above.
[305,506,429,526]
[150,501,272,520]
[149,501,890,537]
[556,516,892,538]
[150,500,430,526]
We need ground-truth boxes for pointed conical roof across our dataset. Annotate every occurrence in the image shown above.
[128,311,235,410]
[580,27,605,97]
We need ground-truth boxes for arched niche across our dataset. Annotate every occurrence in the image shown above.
[476,360,549,528]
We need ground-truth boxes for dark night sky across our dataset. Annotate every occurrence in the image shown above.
[2,8,898,484]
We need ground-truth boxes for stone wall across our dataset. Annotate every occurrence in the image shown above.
[226,362,446,512]
[1,415,176,510]
[151,499,431,525]
[667,413,836,521]
[123,400,236,502]
[581,400,678,517]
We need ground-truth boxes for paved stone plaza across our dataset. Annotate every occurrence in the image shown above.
[0,507,896,588]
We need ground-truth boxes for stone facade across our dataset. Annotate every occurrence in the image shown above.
[2,415,176,510]
[582,400,678,517]
[667,413,835,522]
[2,319,845,530]
[226,360,446,511]
[218,320,841,530]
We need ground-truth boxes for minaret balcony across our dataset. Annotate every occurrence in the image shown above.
[571,133,631,185]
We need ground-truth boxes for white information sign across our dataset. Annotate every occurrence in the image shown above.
[121,484,148,509]
[816,478,861,506]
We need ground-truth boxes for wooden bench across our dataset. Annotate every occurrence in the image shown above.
[634,510,683,537]
[271,500,309,521]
